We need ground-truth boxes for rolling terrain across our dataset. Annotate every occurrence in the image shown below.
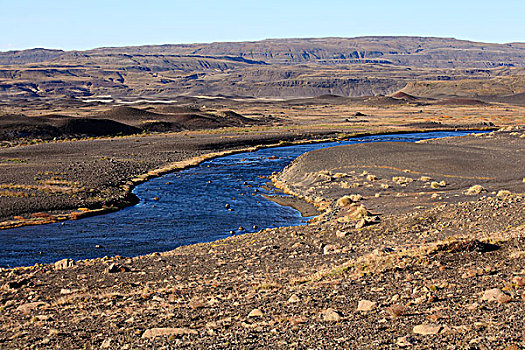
[0,37,524,349]
[1,37,524,102]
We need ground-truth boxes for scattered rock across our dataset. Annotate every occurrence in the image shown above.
[248,308,264,318]
[481,288,509,302]
[466,302,480,310]
[333,172,348,178]
[336,230,348,238]
[430,181,446,188]
[465,185,485,195]
[510,251,525,259]
[188,299,206,309]
[105,263,130,273]
[355,215,380,228]
[496,293,512,304]
[288,294,301,303]
[461,268,482,278]
[355,219,366,229]
[142,327,198,339]
[288,316,308,325]
[337,204,371,223]
[386,304,406,317]
[396,335,416,347]
[205,321,219,330]
[323,244,341,255]
[392,176,413,185]
[101,338,112,349]
[349,194,363,202]
[430,182,440,189]
[54,258,75,270]
[321,308,343,322]
[413,324,442,335]
[34,314,53,321]
[505,345,521,350]
[496,190,511,197]
[336,196,353,207]
[357,300,377,312]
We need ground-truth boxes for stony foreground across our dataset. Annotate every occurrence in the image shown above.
[1,128,524,349]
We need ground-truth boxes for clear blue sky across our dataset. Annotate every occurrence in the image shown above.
[1,0,524,51]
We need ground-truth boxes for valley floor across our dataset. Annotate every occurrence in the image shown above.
[0,128,524,349]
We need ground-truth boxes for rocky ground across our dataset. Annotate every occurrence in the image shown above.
[0,128,524,349]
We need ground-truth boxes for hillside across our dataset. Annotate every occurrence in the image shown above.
[0,37,524,101]
[399,74,525,104]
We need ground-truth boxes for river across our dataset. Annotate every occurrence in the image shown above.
[0,131,485,267]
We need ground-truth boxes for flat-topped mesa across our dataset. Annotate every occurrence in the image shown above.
[1,37,524,101]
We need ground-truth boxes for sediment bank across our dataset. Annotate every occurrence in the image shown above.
[0,126,495,230]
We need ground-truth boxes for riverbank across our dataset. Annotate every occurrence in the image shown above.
[0,128,524,348]
[0,128,341,229]
[262,194,319,217]
[0,130,489,268]
[0,125,495,230]
[273,126,525,222]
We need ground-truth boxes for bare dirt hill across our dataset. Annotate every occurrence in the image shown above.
[398,74,525,100]
[0,105,261,142]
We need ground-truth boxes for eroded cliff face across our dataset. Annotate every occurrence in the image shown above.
[0,37,524,101]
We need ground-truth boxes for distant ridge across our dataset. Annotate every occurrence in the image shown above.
[3,36,525,68]
[0,48,64,65]
[0,36,524,101]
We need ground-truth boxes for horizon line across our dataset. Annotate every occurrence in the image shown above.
[2,35,524,54]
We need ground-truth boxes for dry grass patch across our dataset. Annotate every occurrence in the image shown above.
[0,189,30,198]
[392,176,413,185]
[290,226,524,286]
[0,181,84,195]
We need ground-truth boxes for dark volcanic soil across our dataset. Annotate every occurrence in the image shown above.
[0,129,524,349]
[0,106,262,143]
[274,128,525,218]
[0,129,345,224]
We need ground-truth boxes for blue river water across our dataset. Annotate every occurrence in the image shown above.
[0,131,485,267]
